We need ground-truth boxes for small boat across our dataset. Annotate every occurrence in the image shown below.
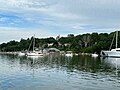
[101,31,120,57]
[65,51,73,57]
[75,53,79,56]
[91,53,98,57]
[18,50,28,56]
[26,51,43,56]
[18,52,26,56]
[26,35,43,56]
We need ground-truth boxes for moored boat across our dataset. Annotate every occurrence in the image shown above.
[91,53,98,57]
[26,51,43,56]
[101,31,120,57]
[65,51,73,57]
[26,35,43,56]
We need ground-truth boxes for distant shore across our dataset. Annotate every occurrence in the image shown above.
[0,51,98,56]
[0,52,19,55]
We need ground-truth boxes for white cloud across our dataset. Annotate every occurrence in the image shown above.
[0,26,57,43]
[0,17,8,22]
[0,0,56,11]
[0,0,120,43]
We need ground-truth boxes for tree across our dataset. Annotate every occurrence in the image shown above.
[82,34,91,47]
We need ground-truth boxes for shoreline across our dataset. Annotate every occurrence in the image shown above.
[0,51,98,56]
[0,52,19,55]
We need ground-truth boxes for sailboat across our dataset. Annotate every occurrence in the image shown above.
[101,31,120,57]
[26,35,43,56]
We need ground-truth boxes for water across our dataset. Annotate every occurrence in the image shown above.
[0,54,120,90]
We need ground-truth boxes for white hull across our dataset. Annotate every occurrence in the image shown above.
[65,53,73,57]
[101,49,120,57]
[18,52,26,56]
[91,54,98,57]
[26,52,43,56]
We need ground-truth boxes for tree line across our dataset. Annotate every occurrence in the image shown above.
[0,31,119,54]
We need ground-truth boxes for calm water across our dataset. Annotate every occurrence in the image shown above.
[0,54,120,90]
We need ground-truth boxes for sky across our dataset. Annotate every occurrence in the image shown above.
[0,0,120,43]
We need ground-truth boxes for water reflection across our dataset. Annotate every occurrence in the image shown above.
[101,57,120,77]
[0,54,120,90]
[0,54,115,74]
[102,57,120,68]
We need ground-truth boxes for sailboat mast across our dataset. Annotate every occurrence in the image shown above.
[33,35,35,52]
[116,31,118,48]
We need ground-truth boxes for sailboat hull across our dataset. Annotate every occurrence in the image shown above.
[26,52,43,56]
[101,50,120,57]
[27,53,43,56]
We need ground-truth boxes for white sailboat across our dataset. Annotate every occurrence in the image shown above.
[101,31,120,57]
[26,35,43,56]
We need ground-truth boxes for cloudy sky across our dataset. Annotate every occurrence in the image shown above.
[0,0,120,43]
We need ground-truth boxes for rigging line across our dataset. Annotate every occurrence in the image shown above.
[28,36,34,51]
[109,32,116,50]
[116,31,118,48]
[33,34,35,52]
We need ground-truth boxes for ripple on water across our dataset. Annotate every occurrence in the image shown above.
[0,55,120,90]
